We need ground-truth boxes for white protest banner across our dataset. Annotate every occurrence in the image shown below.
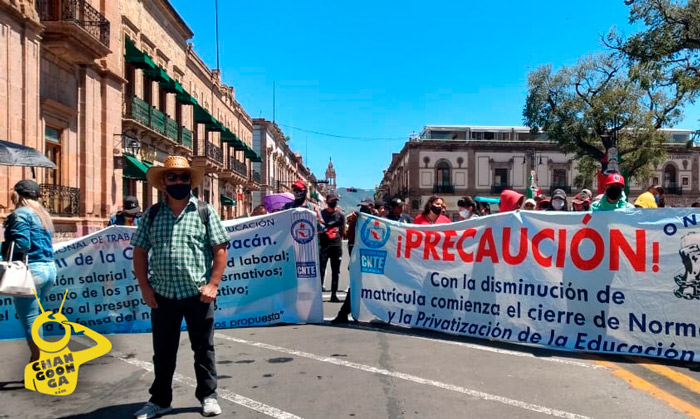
[350,209,700,362]
[0,208,323,340]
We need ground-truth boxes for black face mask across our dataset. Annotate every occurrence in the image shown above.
[294,190,307,203]
[328,201,338,208]
[166,184,191,200]
[359,206,372,214]
[430,205,442,215]
[606,187,622,200]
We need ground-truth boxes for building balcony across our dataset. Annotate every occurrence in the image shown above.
[36,0,111,63]
[205,141,222,164]
[549,185,572,195]
[164,115,179,142]
[40,184,80,217]
[179,127,193,150]
[665,183,683,195]
[124,96,187,151]
[233,159,247,176]
[491,185,511,194]
[192,140,223,173]
[433,184,454,194]
[220,157,247,183]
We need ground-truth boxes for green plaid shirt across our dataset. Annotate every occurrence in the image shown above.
[131,196,229,299]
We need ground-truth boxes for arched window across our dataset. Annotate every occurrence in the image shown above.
[435,160,451,192]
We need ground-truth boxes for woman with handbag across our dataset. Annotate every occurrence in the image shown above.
[1,180,55,362]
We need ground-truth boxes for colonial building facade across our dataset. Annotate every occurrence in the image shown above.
[0,0,264,239]
[377,125,699,219]
[252,118,322,207]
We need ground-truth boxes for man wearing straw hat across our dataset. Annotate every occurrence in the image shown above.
[131,156,229,418]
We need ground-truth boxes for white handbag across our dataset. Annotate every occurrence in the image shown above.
[0,241,35,297]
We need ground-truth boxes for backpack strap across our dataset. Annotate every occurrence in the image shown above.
[197,200,210,239]
[147,202,162,225]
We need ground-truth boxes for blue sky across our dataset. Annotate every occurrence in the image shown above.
[171,0,699,189]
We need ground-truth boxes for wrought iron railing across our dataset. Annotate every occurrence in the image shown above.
[40,184,80,217]
[205,141,223,164]
[36,0,110,48]
[232,159,247,176]
[180,127,192,149]
[432,184,454,194]
[491,185,511,194]
[665,183,683,195]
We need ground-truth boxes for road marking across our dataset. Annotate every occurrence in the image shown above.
[73,337,303,419]
[593,358,700,419]
[328,322,604,369]
[216,333,590,419]
[627,357,700,396]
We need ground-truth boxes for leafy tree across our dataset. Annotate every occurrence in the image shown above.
[610,0,700,97]
[523,53,690,182]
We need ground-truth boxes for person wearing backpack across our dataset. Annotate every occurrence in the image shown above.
[130,156,229,418]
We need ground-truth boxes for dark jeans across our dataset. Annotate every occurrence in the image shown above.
[149,293,217,407]
[320,244,342,294]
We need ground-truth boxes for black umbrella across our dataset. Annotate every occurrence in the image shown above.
[0,139,56,168]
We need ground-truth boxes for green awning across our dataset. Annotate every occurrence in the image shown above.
[160,78,184,94]
[221,127,241,145]
[176,91,197,105]
[193,104,217,126]
[207,120,225,132]
[123,154,149,181]
[220,194,236,206]
[144,66,171,83]
[125,37,156,71]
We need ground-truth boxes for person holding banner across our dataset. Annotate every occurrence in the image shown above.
[319,193,346,302]
[591,173,635,212]
[1,180,55,363]
[131,156,229,418]
[414,196,451,225]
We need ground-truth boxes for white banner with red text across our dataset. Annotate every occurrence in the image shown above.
[0,208,323,340]
[349,209,700,362]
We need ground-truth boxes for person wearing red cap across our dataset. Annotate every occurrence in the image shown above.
[591,173,634,211]
[284,179,312,210]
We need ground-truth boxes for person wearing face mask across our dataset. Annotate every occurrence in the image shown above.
[591,173,635,212]
[548,189,569,211]
[386,198,412,223]
[457,197,479,221]
[284,179,315,210]
[414,196,451,225]
[319,193,346,302]
[633,185,662,208]
[131,156,229,418]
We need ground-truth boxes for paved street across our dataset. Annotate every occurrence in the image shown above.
[2,246,700,418]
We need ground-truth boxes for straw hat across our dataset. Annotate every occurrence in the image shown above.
[146,155,204,192]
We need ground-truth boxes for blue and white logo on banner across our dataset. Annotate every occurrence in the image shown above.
[291,219,315,244]
[360,218,391,248]
[359,249,387,274]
